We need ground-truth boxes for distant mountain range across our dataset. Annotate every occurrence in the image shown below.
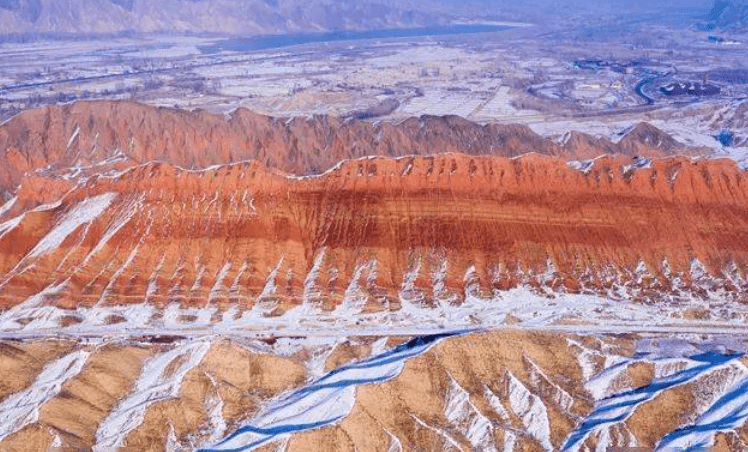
[0,0,714,38]
[0,0,466,37]
[701,0,748,30]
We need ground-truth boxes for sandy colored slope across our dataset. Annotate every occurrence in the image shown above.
[0,332,746,451]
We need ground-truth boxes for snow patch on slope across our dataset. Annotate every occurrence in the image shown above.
[657,363,748,451]
[562,353,744,451]
[0,214,22,240]
[0,350,89,441]
[209,262,232,303]
[29,193,117,258]
[203,373,228,444]
[82,195,140,265]
[0,196,16,220]
[567,338,601,381]
[444,375,496,452]
[526,356,574,411]
[336,260,375,316]
[386,430,403,452]
[507,372,554,451]
[200,334,456,452]
[93,340,211,451]
[412,415,463,451]
[0,281,70,330]
[259,257,284,300]
[66,125,80,150]
[302,249,326,302]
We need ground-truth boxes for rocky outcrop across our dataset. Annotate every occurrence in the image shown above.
[0,153,746,313]
[0,101,709,199]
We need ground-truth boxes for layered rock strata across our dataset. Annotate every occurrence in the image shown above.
[0,153,746,313]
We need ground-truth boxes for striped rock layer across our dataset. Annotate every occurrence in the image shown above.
[0,153,747,312]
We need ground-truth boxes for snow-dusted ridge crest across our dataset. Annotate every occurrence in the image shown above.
[18,151,744,193]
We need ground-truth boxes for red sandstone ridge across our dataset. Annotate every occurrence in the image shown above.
[0,101,709,198]
[0,153,746,312]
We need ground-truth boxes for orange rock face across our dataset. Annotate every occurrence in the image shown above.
[0,101,707,199]
[0,152,746,311]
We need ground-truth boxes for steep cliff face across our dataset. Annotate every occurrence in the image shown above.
[0,101,708,199]
[0,153,746,318]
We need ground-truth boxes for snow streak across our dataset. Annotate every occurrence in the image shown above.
[0,350,89,442]
[93,340,211,451]
[29,193,117,258]
[199,333,460,452]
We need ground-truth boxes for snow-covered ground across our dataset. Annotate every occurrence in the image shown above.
[0,284,746,341]
[1,278,748,339]
[172,331,748,452]
[0,325,746,451]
